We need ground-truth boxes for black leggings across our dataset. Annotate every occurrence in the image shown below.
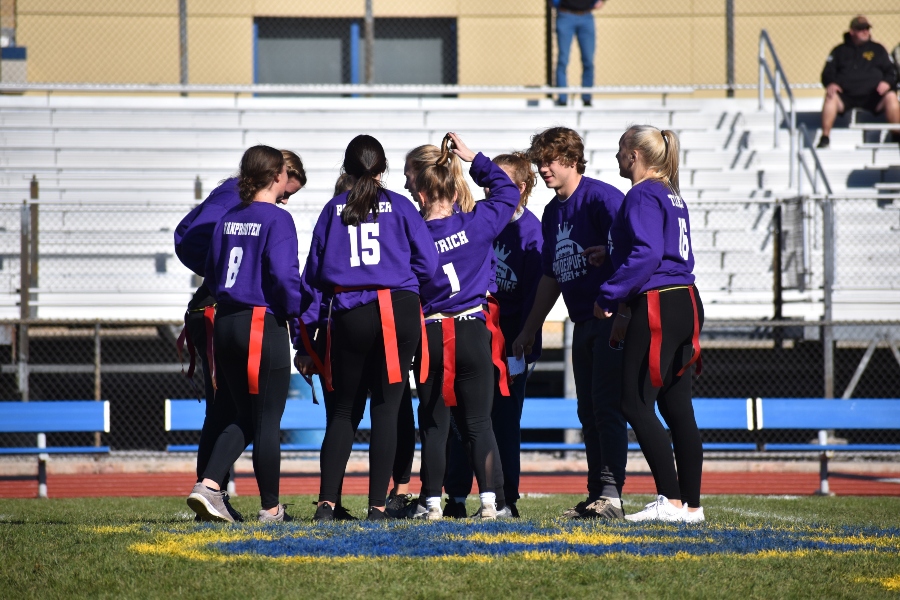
[318,290,421,507]
[416,317,502,499]
[202,307,291,510]
[186,306,235,487]
[621,286,705,507]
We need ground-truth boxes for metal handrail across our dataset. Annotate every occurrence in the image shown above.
[797,123,833,195]
[758,30,797,189]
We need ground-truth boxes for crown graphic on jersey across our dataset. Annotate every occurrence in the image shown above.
[494,243,511,262]
[557,222,573,242]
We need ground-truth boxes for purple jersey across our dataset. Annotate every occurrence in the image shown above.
[301,187,438,314]
[540,176,624,323]
[493,208,544,362]
[598,179,695,307]
[419,153,519,319]
[205,201,302,320]
[174,178,241,275]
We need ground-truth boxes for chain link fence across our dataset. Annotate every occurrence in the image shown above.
[2,1,897,90]
[0,195,896,453]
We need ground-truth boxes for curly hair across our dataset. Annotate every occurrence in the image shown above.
[526,127,587,174]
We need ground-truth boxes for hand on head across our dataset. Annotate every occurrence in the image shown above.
[447,132,476,162]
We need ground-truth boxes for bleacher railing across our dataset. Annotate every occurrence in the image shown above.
[758,29,798,190]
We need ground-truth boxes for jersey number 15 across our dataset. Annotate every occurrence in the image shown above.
[349,223,380,267]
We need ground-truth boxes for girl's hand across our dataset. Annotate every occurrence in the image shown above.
[294,353,317,375]
[447,132,476,162]
[593,302,613,319]
[581,245,606,267]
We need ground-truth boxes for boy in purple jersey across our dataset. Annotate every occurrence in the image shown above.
[174,150,304,521]
[512,127,628,520]
[186,145,301,523]
[408,133,519,521]
[594,126,704,523]
[295,135,438,521]
[443,152,543,518]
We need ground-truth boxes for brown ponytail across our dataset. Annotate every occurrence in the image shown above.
[237,145,284,204]
[405,136,475,212]
[414,134,457,206]
[340,135,387,227]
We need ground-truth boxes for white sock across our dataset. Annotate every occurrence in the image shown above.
[453,496,467,505]
[426,496,442,510]
[479,492,496,507]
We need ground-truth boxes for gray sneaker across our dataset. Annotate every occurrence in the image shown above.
[470,501,499,520]
[187,483,234,523]
[258,504,292,523]
[405,501,428,519]
[561,498,591,519]
[577,497,625,520]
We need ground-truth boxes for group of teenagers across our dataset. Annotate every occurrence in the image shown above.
[174,124,705,525]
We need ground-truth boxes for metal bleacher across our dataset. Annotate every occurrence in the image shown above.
[0,93,897,321]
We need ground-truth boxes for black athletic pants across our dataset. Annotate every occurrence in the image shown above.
[416,316,503,500]
[318,290,421,507]
[621,286,705,507]
[202,306,291,510]
[572,317,628,499]
[445,313,527,503]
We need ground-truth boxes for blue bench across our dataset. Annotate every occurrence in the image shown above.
[0,401,111,498]
[519,397,755,452]
[755,398,900,494]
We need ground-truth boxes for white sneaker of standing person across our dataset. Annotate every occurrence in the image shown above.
[683,506,705,523]
[624,495,688,522]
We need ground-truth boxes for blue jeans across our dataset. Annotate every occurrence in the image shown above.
[555,10,595,104]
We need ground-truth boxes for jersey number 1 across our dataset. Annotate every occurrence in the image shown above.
[349,223,381,267]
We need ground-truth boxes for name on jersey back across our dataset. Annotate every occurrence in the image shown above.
[223,222,262,236]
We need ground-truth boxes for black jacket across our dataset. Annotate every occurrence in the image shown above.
[821,33,897,94]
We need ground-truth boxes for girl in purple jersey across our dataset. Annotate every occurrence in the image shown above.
[594,126,705,523]
[443,152,543,518]
[295,135,438,521]
[175,150,305,521]
[186,145,301,523]
[408,133,520,520]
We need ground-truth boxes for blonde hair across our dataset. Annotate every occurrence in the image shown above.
[493,152,536,210]
[405,136,475,212]
[624,125,681,194]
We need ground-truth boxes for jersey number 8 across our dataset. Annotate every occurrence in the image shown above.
[349,223,381,267]
[224,246,243,289]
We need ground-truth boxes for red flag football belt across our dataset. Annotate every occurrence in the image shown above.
[646,285,702,388]
[438,297,511,408]
[175,306,217,394]
[299,288,428,393]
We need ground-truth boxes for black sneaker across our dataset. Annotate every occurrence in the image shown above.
[816,135,830,149]
[333,505,358,521]
[223,496,245,522]
[443,499,468,519]
[385,493,412,519]
[561,497,591,519]
[508,503,520,518]
[313,502,334,522]
[583,99,592,108]
[367,507,392,521]
[576,497,625,520]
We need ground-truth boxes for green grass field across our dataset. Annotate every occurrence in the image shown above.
[2,494,899,599]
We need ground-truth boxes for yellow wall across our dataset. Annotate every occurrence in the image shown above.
[11,1,900,88]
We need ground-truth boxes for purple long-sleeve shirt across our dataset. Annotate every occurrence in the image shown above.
[540,175,624,323]
[174,178,241,276]
[205,201,302,320]
[493,207,543,362]
[419,153,519,319]
[300,187,438,314]
[598,179,695,307]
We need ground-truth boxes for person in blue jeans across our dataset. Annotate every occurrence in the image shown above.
[555,0,605,107]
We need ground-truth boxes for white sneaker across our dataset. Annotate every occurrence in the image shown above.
[473,501,498,520]
[624,495,687,522]
[683,506,705,523]
[426,505,443,521]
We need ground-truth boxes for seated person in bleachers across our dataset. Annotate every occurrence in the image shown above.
[817,15,899,149]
